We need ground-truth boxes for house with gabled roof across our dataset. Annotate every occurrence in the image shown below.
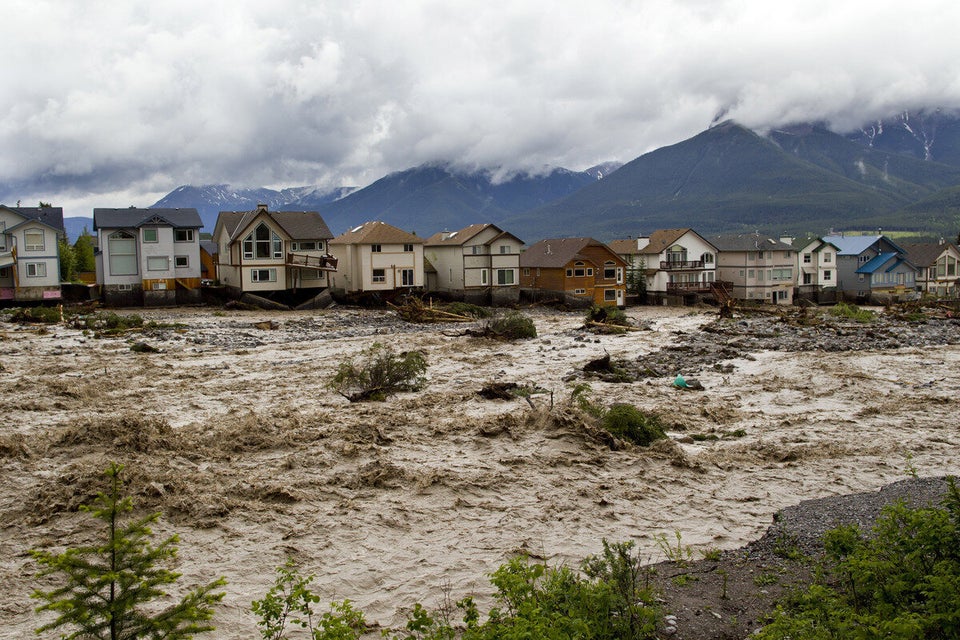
[94,207,202,306]
[519,237,626,307]
[901,241,960,299]
[0,204,65,303]
[610,229,718,303]
[712,233,796,304]
[423,223,523,305]
[794,237,840,303]
[822,234,917,301]
[328,221,424,294]
[213,204,336,299]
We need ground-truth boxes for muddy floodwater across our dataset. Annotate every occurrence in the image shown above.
[2,305,959,637]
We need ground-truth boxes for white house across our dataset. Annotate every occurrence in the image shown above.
[0,205,65,303]
[328,221,424,294]
[213,204,336,299]
[423,223,524,305]
[93,207,203,306]
[901,241,960,299]
[610,228,717,303]
[795,237,839,302]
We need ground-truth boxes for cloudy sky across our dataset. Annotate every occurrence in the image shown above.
[3,0,960,215]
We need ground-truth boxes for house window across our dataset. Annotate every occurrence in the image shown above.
[666,245,687,264]
[401,269,415,286]
[772,268,792,281]
[243,223,282,259]
[747,269,755,278]
[604,289,617,301]
[858,274,864,282]
[147,257,169,271]
[371,244,382,253]
[574,288,586,295]
[748,252,756,261]
[174,229,194,242]
[142,228,158,243]
[566,268,573,277]
[0,267,8,277]
[739,269,745,277]
[523,268,530,276]
[859,255,870,264]
[152,282,167,290]
[108,231,138,275]
[481,269,488,285]
[701,252,714,264]
[573,261,586,277]
[823,253,832,263]
[24,230,44,251]
[471,245,482,254]
[25,262,46,277]
[372,268,386,283]
[174,255,189,268]
[293,241,317,252]
[586,268,594,276]
[117,283,133,291]
[803,253,812,264]
[251,268,277,282]
[496,269,515,285]
[803,273,812,284]
[403,244,413,252]
[499,245,509,254]
[824,270,832,281]
[603,261,616,279]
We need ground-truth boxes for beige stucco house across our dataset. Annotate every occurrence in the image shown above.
[423,223,523,305]
[328,221,424,294]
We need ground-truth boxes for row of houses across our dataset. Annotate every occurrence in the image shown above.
[3,202,958,307]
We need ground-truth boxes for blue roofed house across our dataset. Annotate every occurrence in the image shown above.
[0,204,66,303]
[94,207,203,306]
[822,234,917,302]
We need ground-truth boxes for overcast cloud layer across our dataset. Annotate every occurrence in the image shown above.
[3,0,960,215]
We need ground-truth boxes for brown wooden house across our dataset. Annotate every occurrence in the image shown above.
[519,237,627,306]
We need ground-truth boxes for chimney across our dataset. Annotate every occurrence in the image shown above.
[256,203,268,213]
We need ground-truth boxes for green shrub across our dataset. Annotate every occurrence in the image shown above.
[253,559,365,640]
[586,304,631,326]
[385,541,659,640]
[329,343,427,402]
[828,301,875,323]
[600,404,666,446]
[484,311,537,339]
[445,302,491,318]
[758,478,960,639]
[9,306,62,324]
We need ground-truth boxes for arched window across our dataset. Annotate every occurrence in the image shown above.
[701,252,714,265]
[243,223,283,259]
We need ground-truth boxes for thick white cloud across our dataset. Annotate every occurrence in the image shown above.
[2,0,959,214]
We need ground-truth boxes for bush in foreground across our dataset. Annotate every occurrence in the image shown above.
[757,478,960,639]
[483,311,537,339]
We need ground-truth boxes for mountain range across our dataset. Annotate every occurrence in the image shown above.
[63,109,960,244]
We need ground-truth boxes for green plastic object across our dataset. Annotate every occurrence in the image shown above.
[673,374,688,388]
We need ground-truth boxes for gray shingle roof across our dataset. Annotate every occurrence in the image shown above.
[711,233,793,252]
[93,207,202,229]
[1,205,65,232]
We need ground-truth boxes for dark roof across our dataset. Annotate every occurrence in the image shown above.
[93,207,202,229]
[200,240,218,256]
[216,206,333,242]
[519,237,619,269]
[711,233,793,252]
[900,242,956,268]
[1,205,65,232]
[425,223,523,247]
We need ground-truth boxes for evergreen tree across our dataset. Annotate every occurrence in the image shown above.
[31,462,226,640]
[73,228,96,274]
[58,237,77,282]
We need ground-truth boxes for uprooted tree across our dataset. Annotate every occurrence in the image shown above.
[31,462,226,640]
[328,343,428,402]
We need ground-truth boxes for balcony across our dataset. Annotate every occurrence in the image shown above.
[666,281,714,293]
[660,259,705,270]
